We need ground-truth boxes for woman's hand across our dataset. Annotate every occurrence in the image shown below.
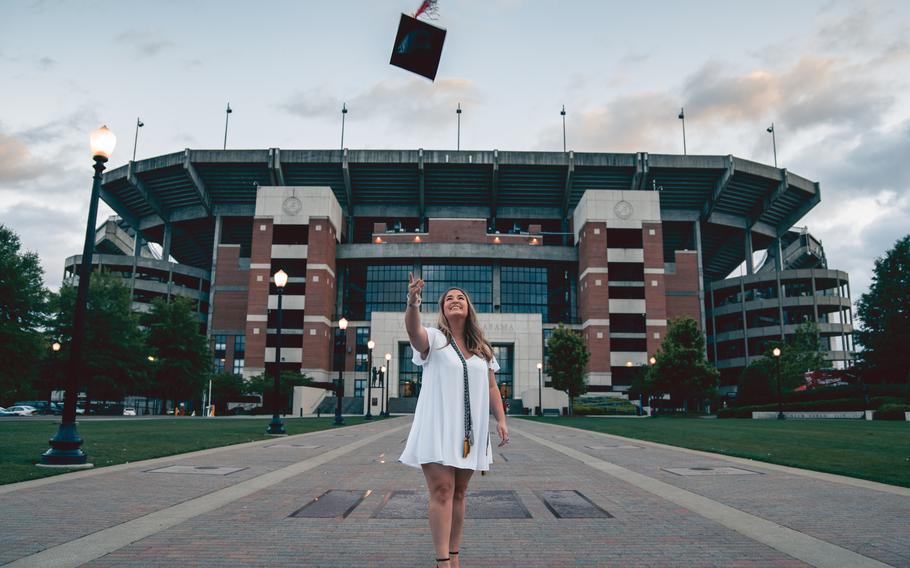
[407,272,424,306]
[496,420,510,447]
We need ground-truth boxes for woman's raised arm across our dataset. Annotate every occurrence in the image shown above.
[405,272,429,357]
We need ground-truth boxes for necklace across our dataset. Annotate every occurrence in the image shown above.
[449,339,474,458]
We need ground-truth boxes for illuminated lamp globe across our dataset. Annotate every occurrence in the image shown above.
[273,269,289,288]
[339,317,349,330]
[90,125,117,159]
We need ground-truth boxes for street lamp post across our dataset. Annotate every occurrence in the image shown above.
[267,269,288,435]
[382,352,391,416]
[365,339,375,420]
[41,126,116,467]
[334,317,348,425]
[379,366,387,415]
[773,347,784,420]
[647,356,657,416]
[536,362,543,416]
[767,123,778,168]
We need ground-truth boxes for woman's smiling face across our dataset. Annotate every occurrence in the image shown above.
[442,289,468,320]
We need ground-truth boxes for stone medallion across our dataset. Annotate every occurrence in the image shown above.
[282,196,303,216]
[614,200,634,219]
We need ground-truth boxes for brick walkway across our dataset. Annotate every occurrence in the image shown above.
[1,417,907,567]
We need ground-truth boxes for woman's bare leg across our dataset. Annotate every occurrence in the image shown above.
[448,468,474,568]
[422,463,455,564]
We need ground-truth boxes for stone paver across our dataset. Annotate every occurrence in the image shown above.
[0,417,906,567]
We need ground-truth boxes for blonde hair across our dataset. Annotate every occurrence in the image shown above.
[435,287,494,361]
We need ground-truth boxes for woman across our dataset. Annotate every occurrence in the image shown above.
[399,273,509,568]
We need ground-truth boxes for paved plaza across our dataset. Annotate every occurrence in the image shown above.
[1,417,908,567]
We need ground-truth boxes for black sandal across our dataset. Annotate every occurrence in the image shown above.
[436,557,450,566]
[449,551,459,557]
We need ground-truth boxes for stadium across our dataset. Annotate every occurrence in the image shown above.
[65,148,855,409]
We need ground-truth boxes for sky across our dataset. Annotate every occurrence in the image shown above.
[1,0,908,305]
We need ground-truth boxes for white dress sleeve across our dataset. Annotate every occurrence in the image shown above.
[411,326,446,366]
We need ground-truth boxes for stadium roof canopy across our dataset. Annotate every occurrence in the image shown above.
[100,149,820,281]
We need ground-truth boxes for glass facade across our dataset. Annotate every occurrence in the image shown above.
[422,265,493,312]
[398,342,421,398]
[492,344,514,399]
[501,266,547,319]
[365,264,410,318]
[355,327,370,371]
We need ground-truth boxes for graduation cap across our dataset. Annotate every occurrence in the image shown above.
[390,13,447,81]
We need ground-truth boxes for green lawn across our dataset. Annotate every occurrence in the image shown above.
[517,416,910,488]
[0,416,393,486]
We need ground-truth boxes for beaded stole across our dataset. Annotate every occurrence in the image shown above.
[449,340,474,458]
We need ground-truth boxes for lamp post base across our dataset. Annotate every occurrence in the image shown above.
[266,415,286,435]
[41,423,90,466]
[777,412,786,420]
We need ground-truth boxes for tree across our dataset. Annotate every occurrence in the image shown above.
[210,372,246,412]
[0,225,51,404]
[778,322,828,389]
[546,324,590,415]
[648,316,719,412]
[856,235,910,384]
[144,296,211,413]
[246,371,312,414]
[52,271,147,409]
[736,359,775,406]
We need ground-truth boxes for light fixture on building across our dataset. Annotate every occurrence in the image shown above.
[414,235,421,242]
[626,361,633,367]
[529,237,539,245]
[648,356,656,365]
[339,317,349,330]
[375,236,383,244]
[493,236,501,243]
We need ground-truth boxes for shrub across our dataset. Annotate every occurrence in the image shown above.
[873,404,910,420]
[717,397,901,418]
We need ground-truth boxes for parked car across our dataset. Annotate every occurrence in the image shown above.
[5,405,38,416]
[122,407,137,416]
[0,406,17,417]
[13,400,62,415]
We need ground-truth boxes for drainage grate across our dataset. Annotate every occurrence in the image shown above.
[374,490,532,519]
[290,490,371,519]
[536,490,612,519]
[662,466,762,476]
[145,465,246,476]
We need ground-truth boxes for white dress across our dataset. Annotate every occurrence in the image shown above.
[399,326,500,471]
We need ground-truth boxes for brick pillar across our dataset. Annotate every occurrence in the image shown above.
[244,217,273,375]
[643,222,667,356]
[577,222,610,375]
[302,217,338,375]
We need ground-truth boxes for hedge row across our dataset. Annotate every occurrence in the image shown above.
[874,404,910,420]
[573,402,639,416]
[718,396,904,418]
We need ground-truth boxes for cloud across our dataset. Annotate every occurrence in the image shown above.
[278,78,481,132]
[0,132,37,182]
[113,30,175,57]
[37,56,56,70]
[0,201,87,290]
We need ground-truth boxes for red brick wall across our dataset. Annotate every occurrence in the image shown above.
[643,222,668,354]
[666,251,702,328]
[302,217,337,370]
[244,218,274,369]
[212,245,248,331]
[577,222,610,372]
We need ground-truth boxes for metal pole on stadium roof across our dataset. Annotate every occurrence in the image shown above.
[767,123,777,167]
[40,125,117,468]
[678,108,687,155]
[341,103,347,150]
[560,105,567,153]
[456,103,462,151]
[223,103,232,150]
[132,117,144,162]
